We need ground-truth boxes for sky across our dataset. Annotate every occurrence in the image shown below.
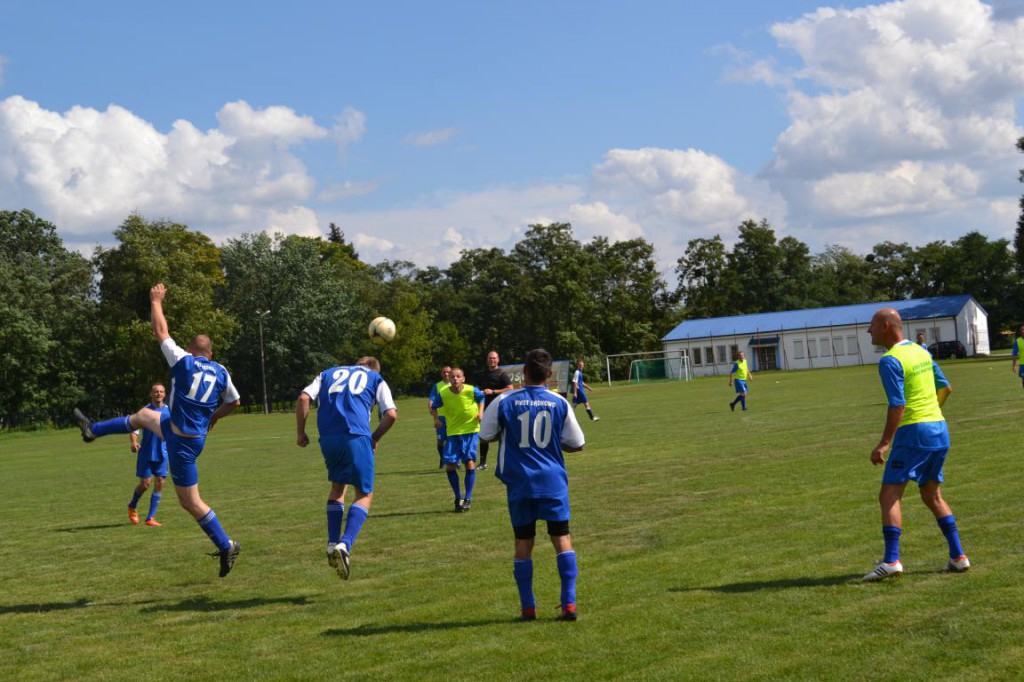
[2,0,1024,271]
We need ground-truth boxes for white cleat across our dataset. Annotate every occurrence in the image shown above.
[862,560,903,582]
[327,542,350,580]
[943,555,970,573]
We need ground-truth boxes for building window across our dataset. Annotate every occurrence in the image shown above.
[730,344,739,360]
[692,348,702,366]
[716,345,727,364]
[794,339,805,359]
[834,337,845,355]
[819,338,831,357]
[705,347,714,365]
[808,339,818,358]
[847,335,859,355]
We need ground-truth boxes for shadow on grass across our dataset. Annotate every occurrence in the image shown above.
[372,510,449,519]
[377,469,451,477]
[141,595,313,613]
[322,618,515,637]
[54,522,125,533]
[670,573,862,593]
[0,598,91,614]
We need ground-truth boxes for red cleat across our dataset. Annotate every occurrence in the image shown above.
[144,518,162,527]
[558,604,577,621]
[128,507,140,525]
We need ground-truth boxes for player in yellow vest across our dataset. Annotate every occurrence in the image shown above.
[862,308,969,582]
[728,352,753,411]
[1010,325,1024,388]
[430,367,485,512]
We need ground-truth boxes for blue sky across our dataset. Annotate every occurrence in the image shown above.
[2,0,1023,269]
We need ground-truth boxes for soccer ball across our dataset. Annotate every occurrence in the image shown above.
[368,316,396,344]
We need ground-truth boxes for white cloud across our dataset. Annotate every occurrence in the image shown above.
[332,107,367,151]
[318,179,379,202]
[404,127,459,147]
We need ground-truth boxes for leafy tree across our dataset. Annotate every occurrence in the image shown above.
[728,219,783,313]
[675,235,733,318]
[0,210,95,427]
[867,242,916,301]
[810,245,875,306]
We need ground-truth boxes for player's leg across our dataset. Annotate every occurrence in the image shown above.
[444,437,462,510]
[461,436,478,511]
[863,481,907,581]
[548,527,578,621]
[145,475,164,526]
[919,475,968,571]
[479,439,489,469]
[128,474,150,525]
[511,499,538,621]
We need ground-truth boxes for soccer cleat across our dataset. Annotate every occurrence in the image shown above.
[144,518,161,527]
[460,499,472,512]
[730,403,736,412]
[557,604,578,621]
[73,408,96,442]
[327,543,351,580]
[477,463,488,470]
[128,507,140,525]
[862,560,903,582]
[944,555,971,573]
[214,541,241,578]
[454,498,463,513]
[591,416,600,421]
[519,607,537,622]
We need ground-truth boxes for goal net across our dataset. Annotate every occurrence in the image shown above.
[627,356,691,383]
[604,350,692,384]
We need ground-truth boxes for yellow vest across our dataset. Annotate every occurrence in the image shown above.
[884,342,944,426]
[436,385,481,436]
[733,360,749,381]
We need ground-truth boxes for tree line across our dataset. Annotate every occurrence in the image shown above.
[2,199,1022,429]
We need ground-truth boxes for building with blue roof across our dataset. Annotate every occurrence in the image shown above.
[659,295,988,376]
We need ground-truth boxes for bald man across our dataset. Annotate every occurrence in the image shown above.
[861,308,969,582]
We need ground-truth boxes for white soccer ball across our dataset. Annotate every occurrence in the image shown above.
[368,316,396,344]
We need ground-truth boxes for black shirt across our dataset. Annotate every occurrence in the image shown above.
[479,369,512,407]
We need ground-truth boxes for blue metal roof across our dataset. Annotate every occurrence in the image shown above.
[661,295,980,342]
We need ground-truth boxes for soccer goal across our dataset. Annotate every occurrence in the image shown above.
[604,350,692,385]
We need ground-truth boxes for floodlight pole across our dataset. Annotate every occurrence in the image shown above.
[257,310,271,414]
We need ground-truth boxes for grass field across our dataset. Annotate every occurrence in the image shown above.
[2,356,1024,681]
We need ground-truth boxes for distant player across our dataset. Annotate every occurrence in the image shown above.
[477,350,513,470]
[1011,325,1024,388]
[428,365,452,469]
[916,332,928,352]
[74,283,242,577]
[729,351,753,411]
[127,383,170,526]
[431,367,484,512]
[571,360,599,421]
[296,356,397,580]
[862,308,969,582]
[480,348,586,621]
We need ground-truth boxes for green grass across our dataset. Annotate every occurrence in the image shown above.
[3,357,1024,681]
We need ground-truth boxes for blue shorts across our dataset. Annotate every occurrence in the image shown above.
[443,433,479,465]
[734,379,748,394]
[136,452,168,479]
[435,416,447,441]
[572,388,588,405]
[160,414,206,487]
[507,493,571,528]
[319,433,375,493]
[882,446,947,486]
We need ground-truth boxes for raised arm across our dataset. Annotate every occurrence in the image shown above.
[150,283,170,343]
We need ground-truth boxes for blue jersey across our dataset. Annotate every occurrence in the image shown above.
[878,342,950,449]
[479,385,585,499]
[302,365,397,438]
[162,339,240,436]
[139,403,170,461]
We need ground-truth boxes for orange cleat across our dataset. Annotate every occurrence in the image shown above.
[558,604,577,621]
[144,518,162,527]
[128,507,140,525]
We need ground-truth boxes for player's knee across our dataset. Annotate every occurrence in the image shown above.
[546,520,570,537]
[513,522,537,540]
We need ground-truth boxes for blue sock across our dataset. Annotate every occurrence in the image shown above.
[557,550,578,607]
[513,559,535,610]
[937,515,964,559]
[197,510,231,551]
[446,470,461,499]
[740,396,747,410]
[327,501,345,544]
[147,493,161,520]
[92,416,132,437]
[341,503,368,550]
[129,490,143,509]
[464,468,477,501]
[883,526,901,563]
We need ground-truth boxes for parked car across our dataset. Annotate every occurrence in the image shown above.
[928,340,967,359]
